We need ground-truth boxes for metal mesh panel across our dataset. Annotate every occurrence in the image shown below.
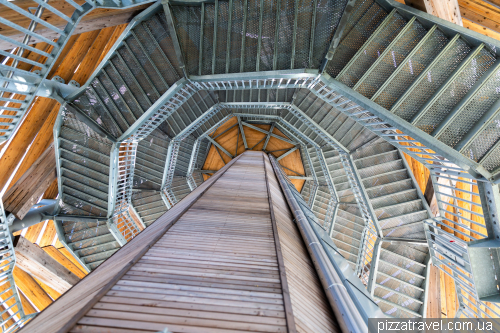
[325,3,386,78]
[126,36,168,95]
[374,28,448,109]
[85,86,124,136]
[381,210,429,232]
[63,195,107,217]
[355,150,398,169]
[383,223,426,240]
[135,22,179,85]
[337,12,406,88]
[481,143,500,172]
[275,0,295,70]
[260,0,277,71]
[92,79,131,131]
[392,38,470,121]
[117,46,159,104]
[437,69,500,148]
[375,276,423,304]
[363,170,409,191]
[311,0,345,68]
[371,189,419,209]
[367,178,413,198]
[415,48,496,133]
[172,6,201,76]
[228,0,244,73]
[377,199,423,221]
[244,0,259,72]
[215,1,229,74]
[151,13,184,79]
[356,19,428,98]
[374,287,422,313]
[97,72,137,126]
[380,246,426,275]
[463,110,500,165]
[202,4,215,75]
[293,0,314,69]
[357,159,404,179]
[338,0,374,44]
[110,56,152,112]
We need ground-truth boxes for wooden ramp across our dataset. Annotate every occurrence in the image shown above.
[21,151,338,333]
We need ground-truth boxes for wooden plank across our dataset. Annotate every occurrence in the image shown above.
[33,276,62,301]
[43,246,87,279]
[38,221,57,247]
[459,0,500,32]
[2,143,57,219]
[14,236,80,294]
[0,3,152,50]
[24,221,46,244]
[12,266,52,311]
[405,0,462,25]
[0,97,57,192]
[18,290,37,315]
[7,103,60,190]
[263,154,297,332]
[49,30,101,81]
[426,264,441,318]
[59,247,89,274]
[71,25,119,84]
[463,18,500,39]
[94,24,128,68]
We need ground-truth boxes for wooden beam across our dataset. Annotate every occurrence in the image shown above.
[38,221,57,247]
[426,264,441,318]
[0,3,151,50]
[33,277,61,301]
[7,104,59,190]
[14,236,80,294]
[71,25,119,84]
[58,247,89,274]
[95,24,128,67]
[18,290,37,315]
[405,0,463,25]
[12,266,52,311]
[43,179,59,200]
[463,17,500,39]
[0,98,57,192]
[459,0,500,32]
[2,143,56,219]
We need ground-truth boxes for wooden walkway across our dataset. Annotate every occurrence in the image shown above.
[22,151,338,333]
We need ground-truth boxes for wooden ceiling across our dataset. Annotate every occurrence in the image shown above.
[202,116,306,192]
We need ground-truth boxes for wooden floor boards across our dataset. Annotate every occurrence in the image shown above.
[73,152,289,333]
[25,151,338,333]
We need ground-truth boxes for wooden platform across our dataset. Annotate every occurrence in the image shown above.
[22,151,337,333]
